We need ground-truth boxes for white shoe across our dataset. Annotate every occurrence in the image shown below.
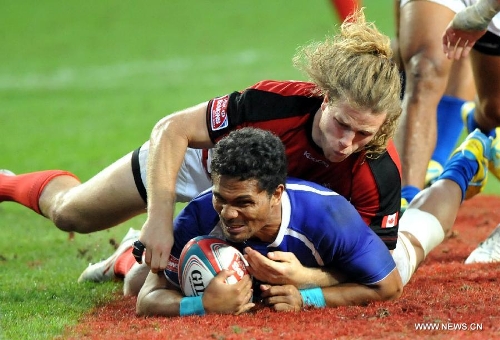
[465,225,500,264]
[0,169,15,176]
[78,228,141,282]
[0,170,15,204]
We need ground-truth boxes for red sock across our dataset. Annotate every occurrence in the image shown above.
[0,170,79,214]
[330,0,360,22]
[114,248,137,277]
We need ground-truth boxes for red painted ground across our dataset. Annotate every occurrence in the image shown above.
[64,195,500,340]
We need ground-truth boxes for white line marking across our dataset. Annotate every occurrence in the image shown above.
[0,50,261,90]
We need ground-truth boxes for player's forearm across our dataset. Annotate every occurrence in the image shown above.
[452,0,500,31]
[320,284,398,307]
[321,270,402,307]
[146,102,212,220]
[146,115,188,221]
[136,287,183,317]
[293,266,348,289]
[136,273,183,317]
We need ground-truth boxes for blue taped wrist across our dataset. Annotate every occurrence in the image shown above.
[299,287,326,308]
[180,296,205,316]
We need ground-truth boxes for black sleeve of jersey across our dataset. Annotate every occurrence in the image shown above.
[367,152,401,250]
[207,89,322,143]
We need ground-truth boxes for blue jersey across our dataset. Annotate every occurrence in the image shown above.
[164,178,396,287]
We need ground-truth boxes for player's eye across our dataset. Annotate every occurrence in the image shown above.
[358,130,372,137]
[212,195,225,205]
[336,120,349,129]
[235,200,253,208]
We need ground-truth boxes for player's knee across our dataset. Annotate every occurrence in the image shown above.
[50,203,92,233]
[52,211,86,233]
[124,263,150,297]
[406,54,447,92]
[480,98,500,126]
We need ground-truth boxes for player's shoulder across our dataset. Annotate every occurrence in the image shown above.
[285,178,339,221]
[285,177,360,219]
[185,188,215,212]
[193,187,213,199]
[285,177,339,198]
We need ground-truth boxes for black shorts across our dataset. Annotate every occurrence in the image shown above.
[473,31,500,56]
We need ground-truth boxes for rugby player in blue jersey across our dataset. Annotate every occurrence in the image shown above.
[135,127,403,316]
[131,123,491,317]
[79,124,492,316]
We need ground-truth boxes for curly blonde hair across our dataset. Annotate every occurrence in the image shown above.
[293,9,402,158]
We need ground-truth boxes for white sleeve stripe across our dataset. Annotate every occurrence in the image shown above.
[267,192,323,266]
[364,267,397,285]
[285,229,325,266]
[286,183,339,196]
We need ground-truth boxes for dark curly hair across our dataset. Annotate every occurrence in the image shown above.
[210,128,287,196]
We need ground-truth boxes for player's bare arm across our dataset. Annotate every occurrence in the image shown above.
[140,102,214,273]
[258,268,402,311]
[136,269,254,317]
[321,268,402,307]
[244,247,347,288]
[136,271,183,317]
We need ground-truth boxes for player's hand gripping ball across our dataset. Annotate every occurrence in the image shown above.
[178,236,248,296]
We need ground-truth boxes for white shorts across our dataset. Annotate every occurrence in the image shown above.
[400,0,500,36]
[132,141,212,203]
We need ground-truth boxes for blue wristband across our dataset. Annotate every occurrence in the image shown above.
[299,287,326,308]
[179,296,205,316]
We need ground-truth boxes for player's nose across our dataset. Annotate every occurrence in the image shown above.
[220,204,238,219]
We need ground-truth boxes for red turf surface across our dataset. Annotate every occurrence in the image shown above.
[64,195,500,340]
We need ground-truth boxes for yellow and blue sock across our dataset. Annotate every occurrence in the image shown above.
[437,150,479,201]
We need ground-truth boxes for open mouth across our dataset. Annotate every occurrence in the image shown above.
[223,222,246,234]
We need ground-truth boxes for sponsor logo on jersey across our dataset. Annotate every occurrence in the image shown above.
[382,212,398,229]
[166,255,179,273]
[210,95,229,131]
[303,151,329,168]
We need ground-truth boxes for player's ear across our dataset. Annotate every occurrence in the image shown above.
[271,184,284,206]
[321,94,329,110]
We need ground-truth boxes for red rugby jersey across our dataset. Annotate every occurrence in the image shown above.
[204,80,402,249]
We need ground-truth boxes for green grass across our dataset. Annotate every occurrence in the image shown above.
[0,1,498,339]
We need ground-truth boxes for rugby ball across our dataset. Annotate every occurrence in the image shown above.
[178,236,248,297]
